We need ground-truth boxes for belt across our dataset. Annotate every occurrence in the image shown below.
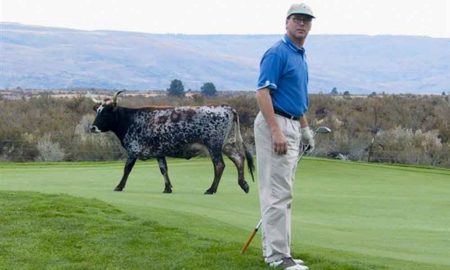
[274,108,300,120]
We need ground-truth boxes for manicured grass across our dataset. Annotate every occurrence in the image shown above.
[0,158,449,269]
[1,191,269,270]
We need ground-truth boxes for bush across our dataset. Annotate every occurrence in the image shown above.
[35,134,65,162]
[0,91,449,168]
[371,127,444,165]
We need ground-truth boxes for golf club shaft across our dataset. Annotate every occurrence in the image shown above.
[240,220,262,254]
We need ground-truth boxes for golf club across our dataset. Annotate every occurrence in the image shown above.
[240,219,262,254]
[240,126,331,254]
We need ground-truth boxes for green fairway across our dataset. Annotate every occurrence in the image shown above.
[1,158,449,269]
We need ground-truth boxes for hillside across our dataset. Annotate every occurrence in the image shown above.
[1,23,449,94]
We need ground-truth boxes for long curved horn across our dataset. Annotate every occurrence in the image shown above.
[112,90,125,105]
[87,91,102,103]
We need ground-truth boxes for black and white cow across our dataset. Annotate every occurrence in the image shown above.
[90,91,254,194]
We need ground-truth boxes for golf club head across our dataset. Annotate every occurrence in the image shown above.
[314,126,332,135]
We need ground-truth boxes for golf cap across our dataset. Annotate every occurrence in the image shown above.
[287,3,315,19]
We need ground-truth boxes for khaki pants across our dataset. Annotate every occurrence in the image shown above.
[254,112,301,262]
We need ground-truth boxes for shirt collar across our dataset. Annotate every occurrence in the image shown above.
[282,34,305,54]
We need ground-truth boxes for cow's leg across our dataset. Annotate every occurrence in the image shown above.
[114,157,137,191]
[204,151,225,195]
[157,157,173,193]
[223,144,249,193]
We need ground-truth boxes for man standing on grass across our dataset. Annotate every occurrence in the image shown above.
[254,3,315,270]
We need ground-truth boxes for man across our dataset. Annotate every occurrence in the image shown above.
[254,3,315,270]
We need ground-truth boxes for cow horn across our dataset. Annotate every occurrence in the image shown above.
[87,91,102,104]
[112,90,125,105]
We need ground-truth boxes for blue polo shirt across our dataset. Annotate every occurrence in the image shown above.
[257,34,309,117]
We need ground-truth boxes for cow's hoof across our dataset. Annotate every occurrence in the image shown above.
[114,187,123,191]
[163,189,173,194]
[239,181,250,193]
[204,189,216,195]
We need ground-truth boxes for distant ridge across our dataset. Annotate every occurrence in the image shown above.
[1,22,449,94]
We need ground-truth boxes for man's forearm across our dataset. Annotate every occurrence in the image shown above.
[256,88,288,154]
[256,88,279,133]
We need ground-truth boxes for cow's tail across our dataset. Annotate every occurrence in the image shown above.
[233,109,255,182]
[244,144,255,182]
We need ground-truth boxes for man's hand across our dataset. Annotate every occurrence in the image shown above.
[271,128,287,155]
[301,126,315,152]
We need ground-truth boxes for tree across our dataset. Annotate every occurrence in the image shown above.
[330,87,338,95]
[343,90,351,97]
[167,79,185,97]
[201,82,217,97]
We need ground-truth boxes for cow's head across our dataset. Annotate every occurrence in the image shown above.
[90,91,123,133]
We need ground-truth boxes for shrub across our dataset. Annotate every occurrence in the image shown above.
[0,91,449,168]
[35,134,65,162]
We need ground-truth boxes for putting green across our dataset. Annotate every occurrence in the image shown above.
[0,158,449,270]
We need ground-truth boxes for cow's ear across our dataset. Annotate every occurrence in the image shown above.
[93,104,100,111]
